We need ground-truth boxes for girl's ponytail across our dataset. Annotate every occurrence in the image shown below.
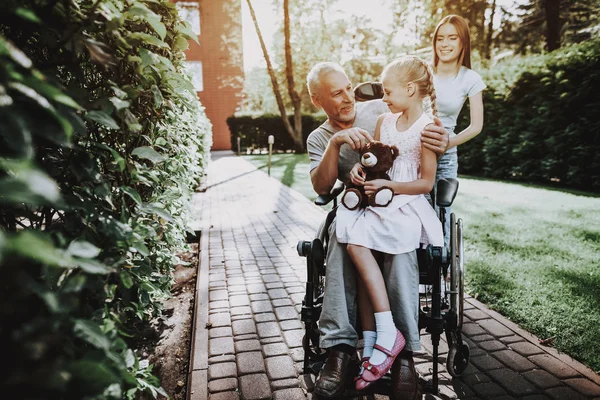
[419,59,438,118]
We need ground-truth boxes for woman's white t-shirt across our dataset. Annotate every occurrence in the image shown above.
[433,66,486,153]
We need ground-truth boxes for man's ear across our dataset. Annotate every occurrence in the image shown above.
[311,95,321,109]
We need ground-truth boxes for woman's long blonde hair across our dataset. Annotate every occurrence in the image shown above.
[382,56,438,117]
[432,14,472,72]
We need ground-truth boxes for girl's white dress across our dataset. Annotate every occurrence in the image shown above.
[336,112,443,254]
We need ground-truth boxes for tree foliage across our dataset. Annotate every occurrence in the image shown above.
[0,0,210,398]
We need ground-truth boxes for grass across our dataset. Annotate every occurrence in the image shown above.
[243,153,600,372]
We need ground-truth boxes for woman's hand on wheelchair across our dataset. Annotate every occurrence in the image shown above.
[421,117,449,155]
[350,163,366,185]
[364,179,391,195]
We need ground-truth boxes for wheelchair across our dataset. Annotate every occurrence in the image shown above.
[297,174,469,397]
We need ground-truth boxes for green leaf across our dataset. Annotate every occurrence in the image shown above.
[69,359,121,391]
[86,110,120,130]
[121,186,142,205]
[0,38,32,68]
[76,258,111,274]
[73,319,111,350]
[6,231,73,267]
[0,170,61,205]
[141,203,173,222]
[95,143,126,172]
[120,270,134,289]
[15,7,41,23]
[176,21,199,44]
[109,96,130,111]
[125,3,166,40]
[132,146,165,163]
[151,85,163,107]
[130,240,149,256]
[67,240,101,258]
[128,32,168,49]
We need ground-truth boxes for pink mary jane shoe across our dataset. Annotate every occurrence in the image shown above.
[355,330,406,391]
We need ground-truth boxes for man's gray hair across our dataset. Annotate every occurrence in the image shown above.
[306,62,347,97]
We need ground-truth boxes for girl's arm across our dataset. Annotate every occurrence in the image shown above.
[448,91,484,149]
[374,114,385,141]
[364,146,437,196]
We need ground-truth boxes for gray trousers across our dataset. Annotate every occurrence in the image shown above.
[318,216,421,352]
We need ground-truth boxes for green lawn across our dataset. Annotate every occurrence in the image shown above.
[243,154,600,372]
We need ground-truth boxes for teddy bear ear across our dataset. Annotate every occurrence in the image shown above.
[391,145,399,158]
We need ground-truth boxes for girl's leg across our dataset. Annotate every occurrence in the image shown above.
[357,277,376,363]
[347,245,401,367]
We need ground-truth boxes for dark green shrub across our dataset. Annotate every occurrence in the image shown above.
[227,114,325,153]
[0,0,210,398]
[457,39,600,191]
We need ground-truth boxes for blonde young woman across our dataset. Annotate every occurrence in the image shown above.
[432,14,486,239]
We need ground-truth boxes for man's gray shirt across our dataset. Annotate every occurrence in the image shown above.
[307,100,390,183]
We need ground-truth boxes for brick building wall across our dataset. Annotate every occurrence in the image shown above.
[176,0,244,150]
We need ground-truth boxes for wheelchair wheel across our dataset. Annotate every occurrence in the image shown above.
[449,213,465,328]
[446,341,470,377]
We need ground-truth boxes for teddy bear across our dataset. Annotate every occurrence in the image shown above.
[341,141,399,210]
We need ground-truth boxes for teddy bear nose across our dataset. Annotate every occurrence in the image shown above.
[364,154,370,159]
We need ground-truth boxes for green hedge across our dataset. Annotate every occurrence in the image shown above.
[457,39,600,191]
[227,114,324,152]
[0,1,210,398]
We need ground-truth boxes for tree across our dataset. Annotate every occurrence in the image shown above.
[245,0,303,152]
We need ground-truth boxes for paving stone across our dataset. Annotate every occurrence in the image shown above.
[209,354,237,364]
[478,340,507,352]
[464,309,490,321]
[239,373,271,400]
[493,349,538,372]
[521,395,551,400]
[209,391,240,400]
[523,370,563,389]
[268,288,289,299]
[280,319,303,331]
[211,300,230,309]
[528,354,580,379]
[270,378,301,391]
[247,283,267,294]
[209,312,232,328]
[283,329,304,348]
[545,386,587,400]
[250,293,270,302]
[478,319,514,337]
[254,312,276,323]
[509,342,545,357]
[237,351,266,375]
[257,321,281,338]
[470,354,504,371]
[462,323,487,336]
[266,282,285,289]
[263,342,290,357]
[230,306,252,316]
[251,300,274,314]
[227,284,246,293]
[564,378,600,397]
[208,362,237,380]
[210,327,233,339]
[210,337,234,356]
[489,368,539,396]
[457,372,491,387]
[209,377,238,393]
[229,295,251,307]
[232,319,257,336]
[265,355,297,380]
[275,306,298,321]
[272,298,294,307]
[499,335,523,344]
[210,289,229,301]
[470,334,495,343]
[471,381,507,398]
[261,336,284,345]
[235,333,258,341]
[235,339,262,353]
[286,285,305,294]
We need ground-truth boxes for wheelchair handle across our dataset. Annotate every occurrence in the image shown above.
[315,180,345,206]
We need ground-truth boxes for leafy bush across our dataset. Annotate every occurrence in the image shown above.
[227,114,324,153]
[0,0,210,398]
[457,39,600,191]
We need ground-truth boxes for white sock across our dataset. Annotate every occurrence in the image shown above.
[370,311,397,366]
[362,330,377,359]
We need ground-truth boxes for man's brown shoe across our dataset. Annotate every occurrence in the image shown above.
[314,349,357,398]
[391,352,422,400]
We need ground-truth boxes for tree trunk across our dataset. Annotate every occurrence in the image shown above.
[245,0,298,150]
[544,0,561,51]
[484,0,497,60]
[284,0,303,152]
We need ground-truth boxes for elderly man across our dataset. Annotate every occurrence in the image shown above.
[306,62,449,399]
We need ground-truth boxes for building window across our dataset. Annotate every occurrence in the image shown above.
[176,2,201,36]
[185,61,204,92]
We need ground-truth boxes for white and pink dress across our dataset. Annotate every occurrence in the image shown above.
[336,112,443,254]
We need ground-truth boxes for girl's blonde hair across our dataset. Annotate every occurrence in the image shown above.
[432,15,471,72]
[382,56,438,117]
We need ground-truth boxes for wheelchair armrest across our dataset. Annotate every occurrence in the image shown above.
[315,180,345,206]
[436,178,459,208]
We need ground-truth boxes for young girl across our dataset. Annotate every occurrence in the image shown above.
[336,56,443,390]
[431,15,486,239]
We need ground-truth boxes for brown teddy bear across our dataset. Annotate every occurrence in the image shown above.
[341,141,399,210]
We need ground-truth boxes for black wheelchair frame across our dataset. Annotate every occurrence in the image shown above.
[297,178,469,398]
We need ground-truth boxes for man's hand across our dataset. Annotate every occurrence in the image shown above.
[364,179,390,195]
[332,127,373,151]
[349,163,365,186]
[421,117,449,155]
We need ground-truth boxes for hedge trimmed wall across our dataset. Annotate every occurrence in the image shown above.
[227,114,324,152]
[458,39,600,191]
[0,1,210,398]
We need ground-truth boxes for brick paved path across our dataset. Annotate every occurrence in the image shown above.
[187,152,600,400]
